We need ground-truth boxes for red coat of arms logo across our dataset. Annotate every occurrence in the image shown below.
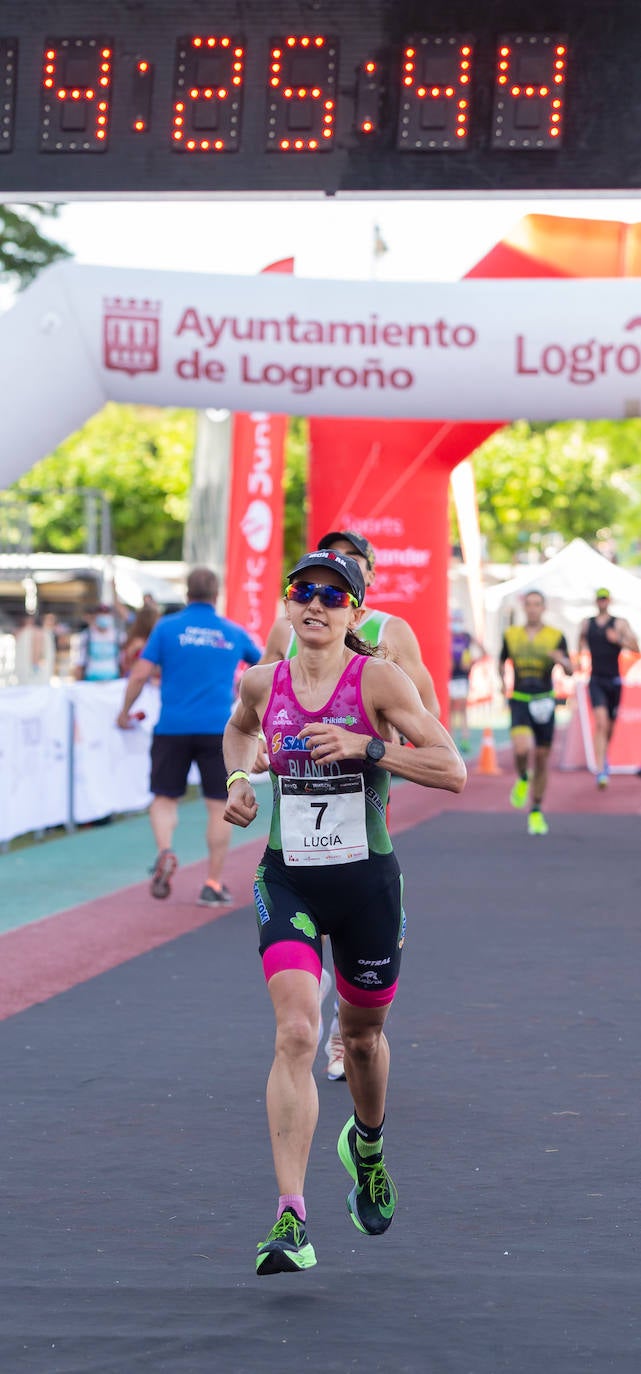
[103,297,161,375]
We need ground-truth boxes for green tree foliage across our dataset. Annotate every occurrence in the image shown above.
[13,404,641,569]
[282,416,309,577]
[12,404,196,559]
[0,205,71,287]
[10,407,309,567]
[471,418,641,562]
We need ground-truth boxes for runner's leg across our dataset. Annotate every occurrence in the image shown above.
[339,1000,391,1127]
[149,795,178,852]
[266,968,320,1194]
[530,743,551,810]
[592,704,609,775]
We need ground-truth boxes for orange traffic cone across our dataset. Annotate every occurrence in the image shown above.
[476,726,502,776]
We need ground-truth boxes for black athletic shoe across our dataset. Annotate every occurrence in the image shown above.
[337,1117,398,1236]
[149,849,177,900]
[255,1209,317,1276]
[196,884,232,907]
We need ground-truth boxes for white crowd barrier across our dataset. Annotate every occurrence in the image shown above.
[0,685,70,843]
[0,680,162,845]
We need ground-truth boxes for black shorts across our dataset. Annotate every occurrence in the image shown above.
[509,697,556,748]
[254,848,405,1006]
[150,733,227,800]
[589,677,622,722]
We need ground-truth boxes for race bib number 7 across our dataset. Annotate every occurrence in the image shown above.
[279,774,368,866]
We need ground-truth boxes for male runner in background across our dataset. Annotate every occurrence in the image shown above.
[500,590,572,836]
[260,530,440,717]
[578,588,639,788]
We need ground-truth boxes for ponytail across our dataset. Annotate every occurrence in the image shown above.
[345,628,384,657]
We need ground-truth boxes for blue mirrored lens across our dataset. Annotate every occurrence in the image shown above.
[287,582,353,608]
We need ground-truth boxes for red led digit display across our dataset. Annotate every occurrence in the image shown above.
[0,38,17,153]
[40,37,112,151]
[4,3,630,197]
[355,60,382,134]
[491,34,568,148]
[266,35,337,151]
[132,58,153,134]
[396,35,473,150]
[172,35,244,152]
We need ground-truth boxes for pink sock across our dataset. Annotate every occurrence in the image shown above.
[277,1193,306,1221]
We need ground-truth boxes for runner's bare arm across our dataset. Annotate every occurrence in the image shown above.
[498,639,510,694]
[383,616,441,716]
[550,643,573,672]
[578,618,589,653]
[613,618,640,653]
[223,665,274,826]
[116,656,155,728]
[301,660,465,793]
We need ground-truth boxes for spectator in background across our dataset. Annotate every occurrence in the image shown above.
[448,608,485,754]
[120,603,160,677]
[116,566,261,907]
[75,604,122,682]
[578,588,640,788]
[14,613,56,685]
[43,613,73,682]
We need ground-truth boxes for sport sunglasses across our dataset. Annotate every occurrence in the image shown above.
[286,581,358,610]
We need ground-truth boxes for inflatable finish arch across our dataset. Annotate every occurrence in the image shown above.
[3,214,641,707]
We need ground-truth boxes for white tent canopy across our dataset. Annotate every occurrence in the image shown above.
[483,538,641,656]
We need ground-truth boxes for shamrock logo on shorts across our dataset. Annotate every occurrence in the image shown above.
[290,912,316,939]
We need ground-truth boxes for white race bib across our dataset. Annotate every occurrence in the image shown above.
[528,696,555,724]
[279,774,368,866]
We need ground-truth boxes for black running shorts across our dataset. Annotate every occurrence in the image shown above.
[509,697,556,748]
[253,847,406,1003]
[150,732,227,800]
[588,677,622,722]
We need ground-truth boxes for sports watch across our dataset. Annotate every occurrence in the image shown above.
[365,736,386,763]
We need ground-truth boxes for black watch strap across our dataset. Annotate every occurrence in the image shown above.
[365,736,386,762]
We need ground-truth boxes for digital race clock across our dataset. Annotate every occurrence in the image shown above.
[0,1,638,198]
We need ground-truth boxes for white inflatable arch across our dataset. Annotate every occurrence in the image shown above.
[3,259,641,484]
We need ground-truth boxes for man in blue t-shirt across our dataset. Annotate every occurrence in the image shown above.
[117,566,261,905]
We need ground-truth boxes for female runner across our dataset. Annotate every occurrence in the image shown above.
[223,548,466,1275]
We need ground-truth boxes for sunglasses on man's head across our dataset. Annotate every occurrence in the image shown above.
[286,581,358,609]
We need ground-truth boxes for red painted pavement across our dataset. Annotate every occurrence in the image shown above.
[1,749,639,1022]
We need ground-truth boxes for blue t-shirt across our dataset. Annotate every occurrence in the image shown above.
[142,603,261,735]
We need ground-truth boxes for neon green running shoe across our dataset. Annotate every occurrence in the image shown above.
[256,1209,317,1276]
[510,777,529,809]
[337,1118,398,1236]
[527,809,549,836]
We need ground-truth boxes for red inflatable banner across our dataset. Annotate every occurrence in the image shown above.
[309,417,497,713]
[224,409,288,645]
